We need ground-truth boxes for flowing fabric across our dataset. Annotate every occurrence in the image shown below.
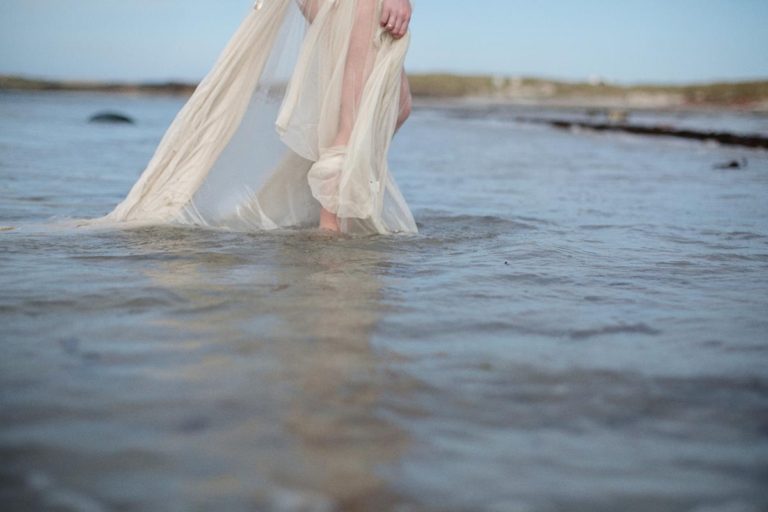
[79,0,418,235]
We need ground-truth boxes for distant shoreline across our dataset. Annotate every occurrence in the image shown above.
[0,75,196,96]
[407,75,768,112]
[2,74,767,112]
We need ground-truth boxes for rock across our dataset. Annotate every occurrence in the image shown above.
[88,111,134,124]
[515,116,768,149]
[713,158,748,170]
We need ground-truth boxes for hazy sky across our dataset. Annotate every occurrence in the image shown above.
[1,0,767,84]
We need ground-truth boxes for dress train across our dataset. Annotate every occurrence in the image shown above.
[77,0,418,236]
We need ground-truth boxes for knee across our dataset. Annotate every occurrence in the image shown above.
[299,0,321,23]
[396,71,413,129]
[396,91,412,130]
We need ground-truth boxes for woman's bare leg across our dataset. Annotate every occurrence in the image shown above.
[298,1,341,231]
[299,0,322,23]
[319,68,410,230]
[318,207,339,231]
[315,1,412,231]
[318,0,378,232]
[395,69,412,133]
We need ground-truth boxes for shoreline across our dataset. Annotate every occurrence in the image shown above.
[3,74,767,114]
[412,95,768,116]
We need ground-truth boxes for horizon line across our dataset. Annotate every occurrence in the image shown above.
[2,71,768,88]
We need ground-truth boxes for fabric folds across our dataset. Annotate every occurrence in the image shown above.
[76,0,417,235]
[307,145,347,214]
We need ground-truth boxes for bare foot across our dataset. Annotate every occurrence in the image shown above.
[319,206,340,232]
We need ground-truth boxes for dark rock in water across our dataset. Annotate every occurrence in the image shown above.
[713,158,748,170]
[516,116,768,149]
[89,112,134,124]
[177,415,212,433]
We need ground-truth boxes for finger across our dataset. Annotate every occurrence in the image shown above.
[395,15,408,37]
[392,23,404,38]
[386,15,398,33]
[389,15,401,37]
[380,7,393,27]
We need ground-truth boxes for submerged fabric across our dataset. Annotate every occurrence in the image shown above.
[81,0,417,235]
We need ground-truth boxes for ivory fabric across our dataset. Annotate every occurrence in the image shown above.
[80,0,418,235]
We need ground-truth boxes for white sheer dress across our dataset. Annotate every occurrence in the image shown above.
[82,0,417,235]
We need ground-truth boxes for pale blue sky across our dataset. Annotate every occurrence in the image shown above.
[1,0,767,84]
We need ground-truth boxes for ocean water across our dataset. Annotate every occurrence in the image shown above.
[1,90,767,511]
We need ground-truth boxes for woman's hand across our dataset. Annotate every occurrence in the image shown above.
[380,0,412,39]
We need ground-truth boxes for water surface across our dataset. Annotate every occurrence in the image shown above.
[1,91,767,511]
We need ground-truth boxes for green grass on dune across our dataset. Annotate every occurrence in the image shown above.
[407,73,768,106]
[407,73,497,98]
[0,75,195,95]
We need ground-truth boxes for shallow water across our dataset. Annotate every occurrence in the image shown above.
[1,91,768,511]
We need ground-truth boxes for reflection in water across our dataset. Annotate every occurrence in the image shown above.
[134,226,406,509]
[4,92,768,511]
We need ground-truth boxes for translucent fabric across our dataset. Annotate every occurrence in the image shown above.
[80,0,418,235]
